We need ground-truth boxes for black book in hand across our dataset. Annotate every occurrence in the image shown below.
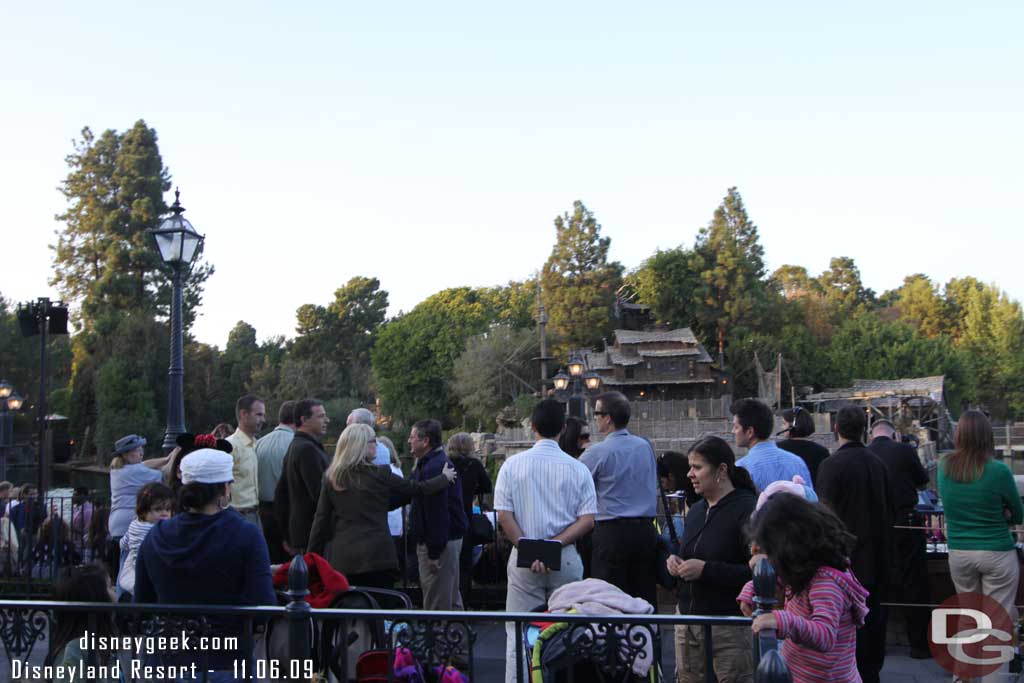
[516,538,562,571]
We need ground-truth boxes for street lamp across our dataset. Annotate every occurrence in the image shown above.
[553,357,602,419]
[151,188,205,452]
[552,371,570,392]
[0,380,23,481]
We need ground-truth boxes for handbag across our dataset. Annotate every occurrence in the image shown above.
[468,505,495,546]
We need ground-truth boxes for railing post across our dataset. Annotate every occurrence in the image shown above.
[752,557,791,682]
[285,553,311,670]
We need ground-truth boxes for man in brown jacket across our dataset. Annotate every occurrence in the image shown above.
[274,399,330,555]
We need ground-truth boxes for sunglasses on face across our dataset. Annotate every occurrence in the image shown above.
[593,411,608,417]
[580,433,591,440]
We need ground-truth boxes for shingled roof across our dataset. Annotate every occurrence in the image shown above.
[614,328,700,345]
[804,376,945,402]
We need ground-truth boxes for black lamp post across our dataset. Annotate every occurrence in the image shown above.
[16,298,69,499]
[553,353,602,419]
[0,380,24,481]
[150,188,204,453]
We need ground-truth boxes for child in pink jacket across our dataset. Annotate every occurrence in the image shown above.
[738,492,869,683]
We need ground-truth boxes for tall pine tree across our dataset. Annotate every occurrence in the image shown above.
[540,201,623,353]
[689,188,770,353]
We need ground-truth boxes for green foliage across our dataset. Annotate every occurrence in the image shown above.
[451,325,537,431]
[629,247,699,328]
[951,282,1024,417]
[690,188,772,348]
[887,274,949,338]
[290,276,389,399]
[824,315,966,407]
[372,287,497,426]
[94,358,161,460]
[815,257,875,323]
[540,201,623,353]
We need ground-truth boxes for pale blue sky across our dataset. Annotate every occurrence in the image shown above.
[2,1,1021,347]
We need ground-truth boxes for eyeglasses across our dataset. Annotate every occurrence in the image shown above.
[593,411,608,417]
[580,433,591,440]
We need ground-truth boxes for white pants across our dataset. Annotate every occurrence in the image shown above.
[504,545,583,683]
[948,549,1019,683]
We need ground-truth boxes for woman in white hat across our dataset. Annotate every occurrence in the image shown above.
[134,448,275,677]
[108,434,169,541]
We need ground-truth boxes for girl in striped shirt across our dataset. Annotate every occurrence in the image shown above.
[738,493,869,683]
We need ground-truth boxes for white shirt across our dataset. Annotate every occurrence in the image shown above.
[493,439,597,540]
[388,463,404,536]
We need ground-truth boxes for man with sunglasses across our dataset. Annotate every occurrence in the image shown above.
[580,391,659,608]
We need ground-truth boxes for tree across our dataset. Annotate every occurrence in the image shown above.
[824,314,966,407]
[540,201,623,353]
[952,282,1024,417]
[771,265,821,300]
[889,274,948,338]
[51,121,213,452]
[689,188,771,352]
[629,247,700,328]
[290,276,388,399]
[372,287,496,426]
[451,325,537,430]
[816,256,875,322]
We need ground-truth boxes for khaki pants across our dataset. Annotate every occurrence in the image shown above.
[504,546,583,683]
[948,549,1019,683]
[674,616,753,683]
[417,540,464,611]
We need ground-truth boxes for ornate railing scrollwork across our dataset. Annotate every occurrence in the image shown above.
[0,606,50,664]
[389,618,476,677]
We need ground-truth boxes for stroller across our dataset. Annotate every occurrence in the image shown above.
[522,585,662,683]
[265,553,414,682]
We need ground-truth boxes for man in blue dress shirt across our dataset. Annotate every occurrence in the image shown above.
[580,391,659,608]
[732,398,813,493]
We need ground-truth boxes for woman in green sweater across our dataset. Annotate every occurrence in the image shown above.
[938,410,1023,644]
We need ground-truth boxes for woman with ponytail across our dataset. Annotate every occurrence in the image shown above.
[665,435,756,683]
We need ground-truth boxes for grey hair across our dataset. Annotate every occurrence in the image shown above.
[447,432,476,458]
[347,408,376,427]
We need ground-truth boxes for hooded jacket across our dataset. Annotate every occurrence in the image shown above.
[675,487,756,615]
[134,509,276,669]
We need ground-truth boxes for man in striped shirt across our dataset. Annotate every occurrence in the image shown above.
[494,399,597,683]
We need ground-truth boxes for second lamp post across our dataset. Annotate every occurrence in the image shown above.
[552,354,601,419]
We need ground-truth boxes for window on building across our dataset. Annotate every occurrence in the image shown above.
[625,366,635,379]
[688,360,696,378]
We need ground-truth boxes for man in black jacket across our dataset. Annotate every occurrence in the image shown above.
[868,419,931,659]
[817,405,894,683]
[408,419,467,610]
[274,399,330,555]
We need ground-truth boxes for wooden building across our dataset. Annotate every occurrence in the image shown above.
[584,328,728,401]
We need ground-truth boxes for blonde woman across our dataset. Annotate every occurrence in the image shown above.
[308,424,457,587]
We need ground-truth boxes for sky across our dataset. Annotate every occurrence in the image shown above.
[1,1,1022,348]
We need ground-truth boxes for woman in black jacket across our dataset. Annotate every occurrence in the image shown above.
[666,436,756,683]
[447,432,493,608]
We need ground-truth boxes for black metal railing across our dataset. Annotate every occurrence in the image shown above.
[0,494,110,597]
[0,555,790,683]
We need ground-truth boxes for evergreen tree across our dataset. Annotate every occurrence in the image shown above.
[889,274,948,338]
[51,121,212,452]
[540,201,623,353]
[689,187,770,351]
[816,256,875,322]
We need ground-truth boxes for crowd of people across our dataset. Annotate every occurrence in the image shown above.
[1,387,1019,683]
